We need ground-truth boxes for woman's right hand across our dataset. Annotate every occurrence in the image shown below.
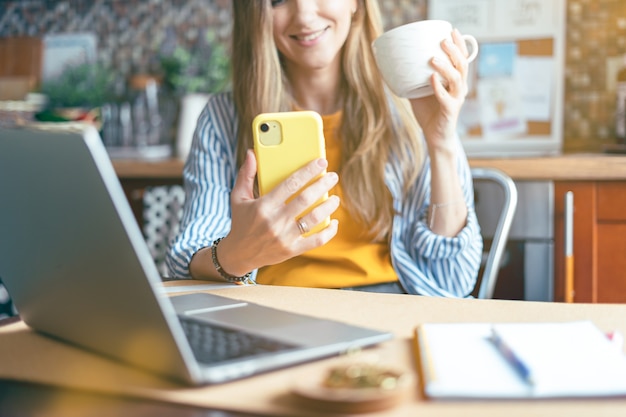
[208,149,340,278]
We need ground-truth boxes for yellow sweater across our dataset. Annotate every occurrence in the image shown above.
[256,111,398,288]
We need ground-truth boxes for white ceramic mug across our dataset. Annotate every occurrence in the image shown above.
[372,20,479,99]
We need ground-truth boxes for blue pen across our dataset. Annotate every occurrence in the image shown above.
[490,327,535,386]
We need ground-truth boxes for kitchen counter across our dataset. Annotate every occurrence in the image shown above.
[112,154,626,181]
[112,158,185,180]
[469,154,626,181]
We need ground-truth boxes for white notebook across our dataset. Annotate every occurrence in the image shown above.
[414,321,626,399]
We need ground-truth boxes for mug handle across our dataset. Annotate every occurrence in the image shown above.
[462,34,479,63]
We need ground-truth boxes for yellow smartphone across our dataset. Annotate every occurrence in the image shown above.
[252,110,329,236]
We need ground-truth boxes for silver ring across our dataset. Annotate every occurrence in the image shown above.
[297,219,309,235]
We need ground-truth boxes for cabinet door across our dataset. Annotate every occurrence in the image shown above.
[596,183,626,302]
[597,224,626,302]
[555,181,626,303]
[554,182,596,303]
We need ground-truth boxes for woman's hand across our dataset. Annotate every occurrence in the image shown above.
[409,28,471,151]
[215,149,340,276]
[407,29,471,237]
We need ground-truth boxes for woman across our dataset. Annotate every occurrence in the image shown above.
[166,0,483,297]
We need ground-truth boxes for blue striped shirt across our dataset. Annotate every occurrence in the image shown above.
[166,92,483,297]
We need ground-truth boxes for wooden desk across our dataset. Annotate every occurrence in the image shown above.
[0,378,261,417]
[2,283,626,416]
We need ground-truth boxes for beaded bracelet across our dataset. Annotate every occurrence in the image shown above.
[211,237,252,283]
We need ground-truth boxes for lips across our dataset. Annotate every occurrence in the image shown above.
[291,27,329,42]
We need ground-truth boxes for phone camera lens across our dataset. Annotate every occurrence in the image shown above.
[260,123,270,133]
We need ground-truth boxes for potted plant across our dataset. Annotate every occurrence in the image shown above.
[36,62,116,126]
[158,30,230,96]
[158,29,231,158]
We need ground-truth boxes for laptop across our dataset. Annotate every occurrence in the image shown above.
[0,124,392,385]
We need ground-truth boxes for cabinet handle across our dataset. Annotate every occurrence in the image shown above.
[565,191,574,303]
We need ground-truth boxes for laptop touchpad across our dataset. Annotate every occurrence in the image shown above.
[170,293,247,315]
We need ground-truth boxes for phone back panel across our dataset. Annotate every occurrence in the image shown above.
[252,111,326,195]
[252,111,328,236]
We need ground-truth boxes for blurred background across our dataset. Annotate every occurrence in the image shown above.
[0,0,625,153]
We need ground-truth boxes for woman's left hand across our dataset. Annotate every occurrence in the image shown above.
[409,28,471,150]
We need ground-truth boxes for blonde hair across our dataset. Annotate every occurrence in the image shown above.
[232,0,424,242]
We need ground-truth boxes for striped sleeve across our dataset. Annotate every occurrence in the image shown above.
[165,93,243,278]
[389,135,483,298]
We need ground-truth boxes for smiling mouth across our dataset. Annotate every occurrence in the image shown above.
[291,27,329,42]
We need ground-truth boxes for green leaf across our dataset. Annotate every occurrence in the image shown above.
[40,63,116,108]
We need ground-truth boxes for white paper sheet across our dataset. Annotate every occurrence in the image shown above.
[415,321,626,399]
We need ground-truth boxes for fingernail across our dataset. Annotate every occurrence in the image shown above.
[317,158,328,168]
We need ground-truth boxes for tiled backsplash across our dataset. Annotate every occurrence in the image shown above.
[564,0,626,151]
[1,0,625,152]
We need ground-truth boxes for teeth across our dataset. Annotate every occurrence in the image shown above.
[297,29,325,41]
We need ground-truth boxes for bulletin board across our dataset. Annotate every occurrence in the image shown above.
[428,0,566,157]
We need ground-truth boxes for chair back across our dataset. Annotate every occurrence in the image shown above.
[471,167,518,299]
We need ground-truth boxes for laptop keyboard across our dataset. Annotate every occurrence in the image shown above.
[179,316,299,364]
